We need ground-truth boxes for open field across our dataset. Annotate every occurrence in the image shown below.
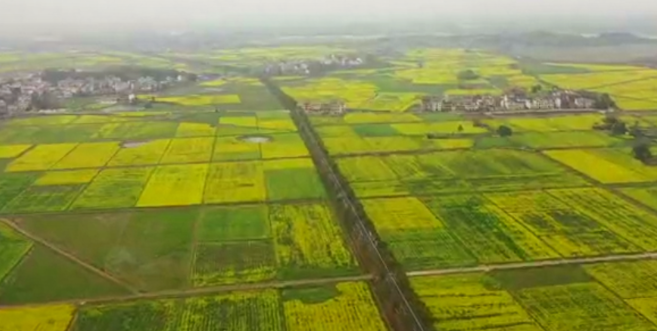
[336,149,588,198]
[362,188,657,270]
[544,148,657,183]
[412,260,657,331]
[68,281,385,331]
[12,202,356,295]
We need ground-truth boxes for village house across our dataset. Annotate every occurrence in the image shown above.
[302,100,347,115]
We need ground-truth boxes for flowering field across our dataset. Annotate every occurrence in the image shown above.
[271,203,356,279]
[160,137,214,164]
[283,282,387,331]
[107,139,171,166]
[0,144,31,158]
[413,260,657,331]
[67,281,385,331]
[545,148,657,183]
[52,142,120,169]
[6,143,78,172]
[71,167,154,209]
[0,304,75,331]
[137,164,208,207]
[337,150,588,198]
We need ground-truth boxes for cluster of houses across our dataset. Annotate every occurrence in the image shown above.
[0,73,186,114]
[421,89,598,113]
[301,100,347,114]
[263,54,365,76]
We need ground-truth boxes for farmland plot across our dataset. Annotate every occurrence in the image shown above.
[486,189,645,257]
[138,164,208,207]
[73,289,283,331]
[544,148,657,183]
[584,260,657,299]
[338,150,587,198]
[270,203,356,279]
[423,195,560,264]
[6,143,77,172]
[0,304,75,331]
[0,173,38,210]
[204,161,266,204]
[213,136,261,161]
[52,142,119,169]
[283,282,387,331]
[175,122,217,137]
[193,241,277,286]
[35,169,98,186]
[0,144,31,158]
[0,223,32,282]
[106,139,170,166]
[3,184,85,213]
[198,205,270,242]
[160,137,214,164]
[71,167,154,209]
[260,133,309,159]
[411,273,543,331]
[264,159,326,201]
[515,283,655,331]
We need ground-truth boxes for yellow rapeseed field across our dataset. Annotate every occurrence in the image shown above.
[175,122,217,137]
[160,137,215,164]
[220,116,258,128]
[544,149,652,183]
[204,161,266,203]
[137,164,208,207]
[154,94,241,106]
[362,197,444,233]
[35,169,99,186]
[52,142,120,169]
[213,136,261,161]
[107,139,171,166]
[0,304,75,331]
[0,144,32,158]
[6,143,78,172]
[412,274,543,331]
[284,282,387,331]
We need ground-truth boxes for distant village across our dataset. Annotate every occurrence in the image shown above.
[302,87,607,115]
[263,54,365,76]
[0,69,194,115]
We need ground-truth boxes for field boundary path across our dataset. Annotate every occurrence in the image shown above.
[0,274,373,309]
[407,252,657,277]
[263,78,434,331]
[0,218,141,295]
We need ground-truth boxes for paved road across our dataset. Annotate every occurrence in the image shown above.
[407,252,657,277]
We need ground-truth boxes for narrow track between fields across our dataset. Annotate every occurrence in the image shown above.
[406,251,657,277]
[0,274,373,309]
[0,218,140,295]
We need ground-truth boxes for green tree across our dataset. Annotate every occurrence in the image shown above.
[497,125,513,137]
[633,140,652,163]
[610,121,628,135]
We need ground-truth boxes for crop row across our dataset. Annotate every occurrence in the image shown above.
[0,281,387,331]
[0,112,296,145]
[2,133,307,172]
[0,158,326,213]
[362,187,657,270]
[412,259,657,331]
[337,149,588,198]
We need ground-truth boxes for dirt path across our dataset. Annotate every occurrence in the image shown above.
[0,219,140,295]
[407,252,657,277]
[0,274,373,309]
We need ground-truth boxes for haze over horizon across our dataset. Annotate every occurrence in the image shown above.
[2,0,657,32]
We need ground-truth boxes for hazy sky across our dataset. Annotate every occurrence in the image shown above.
[2,0,656,29]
